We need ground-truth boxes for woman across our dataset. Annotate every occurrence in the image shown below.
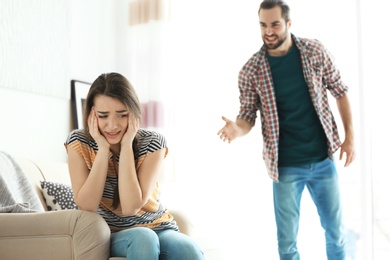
[65,72,204,260]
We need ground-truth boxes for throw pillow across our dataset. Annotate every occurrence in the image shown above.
[40,181,78,211]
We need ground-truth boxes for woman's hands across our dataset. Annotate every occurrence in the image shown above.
[88,108,110,150]
[121,114,140,149]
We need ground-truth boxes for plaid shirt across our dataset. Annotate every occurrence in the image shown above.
[237,34,348,182]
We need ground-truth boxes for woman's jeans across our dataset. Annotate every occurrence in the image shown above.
[110,227,205,260]
[273,158,346,260]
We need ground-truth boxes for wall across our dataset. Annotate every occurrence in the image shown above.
[0,0,119,162]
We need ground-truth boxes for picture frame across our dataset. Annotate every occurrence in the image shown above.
[71,80,91,129]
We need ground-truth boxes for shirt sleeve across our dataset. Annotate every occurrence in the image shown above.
[64,130,94,170]
[137,129,168,158]
[237,59,261,126]
[320,42,349,99]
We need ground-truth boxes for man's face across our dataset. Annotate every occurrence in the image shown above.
[259,6,291,51]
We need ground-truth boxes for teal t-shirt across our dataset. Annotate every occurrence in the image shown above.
[267,43,328,167]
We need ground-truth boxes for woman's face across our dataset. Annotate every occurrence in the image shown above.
[93,95,129,145]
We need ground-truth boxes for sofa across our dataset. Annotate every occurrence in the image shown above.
[0,156,221,260]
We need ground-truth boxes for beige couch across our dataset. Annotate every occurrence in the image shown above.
[0,157,221,260]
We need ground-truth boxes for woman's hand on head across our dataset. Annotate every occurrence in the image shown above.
[121,114,139,148]
[88,108,110,150]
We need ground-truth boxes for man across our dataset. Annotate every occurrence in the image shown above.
[217,0,355,259]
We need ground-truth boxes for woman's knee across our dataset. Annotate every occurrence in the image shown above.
[111,227,160,257]
[158,230,205,260]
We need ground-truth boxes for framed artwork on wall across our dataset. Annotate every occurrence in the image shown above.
[70,80,90,129]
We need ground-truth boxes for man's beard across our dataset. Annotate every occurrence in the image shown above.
[263,31,288,50]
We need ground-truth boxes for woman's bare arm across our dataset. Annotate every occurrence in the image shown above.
[67,146,110,212]
[117,147,165,216]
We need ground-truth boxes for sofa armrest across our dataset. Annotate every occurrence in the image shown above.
[168,208,195,236]
[0,210,110,260]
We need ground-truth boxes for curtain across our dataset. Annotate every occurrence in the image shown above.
[125,0,175,182]
[126,0,170,130]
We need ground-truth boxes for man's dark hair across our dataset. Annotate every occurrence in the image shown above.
[258,0,290,22]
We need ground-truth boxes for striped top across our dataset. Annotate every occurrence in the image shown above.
[65,128,179,233]
[237,34,348,182]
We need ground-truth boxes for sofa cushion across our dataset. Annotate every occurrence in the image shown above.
[40,181,78,211]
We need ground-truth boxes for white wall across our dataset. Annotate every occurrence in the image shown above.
[0,0,70,161]
[0,0,118,162]
[0,88,71,162]
[69,0,120,81]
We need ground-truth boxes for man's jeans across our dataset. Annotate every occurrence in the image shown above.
[273,158,346,260]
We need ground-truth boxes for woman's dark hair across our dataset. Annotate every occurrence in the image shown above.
[258,0,291,22]
[83,72,142,209]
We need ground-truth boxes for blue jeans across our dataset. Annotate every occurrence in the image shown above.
[273,158,346,260]
[110,227,205,260]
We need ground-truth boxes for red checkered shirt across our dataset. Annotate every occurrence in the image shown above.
[237,34,348,182]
